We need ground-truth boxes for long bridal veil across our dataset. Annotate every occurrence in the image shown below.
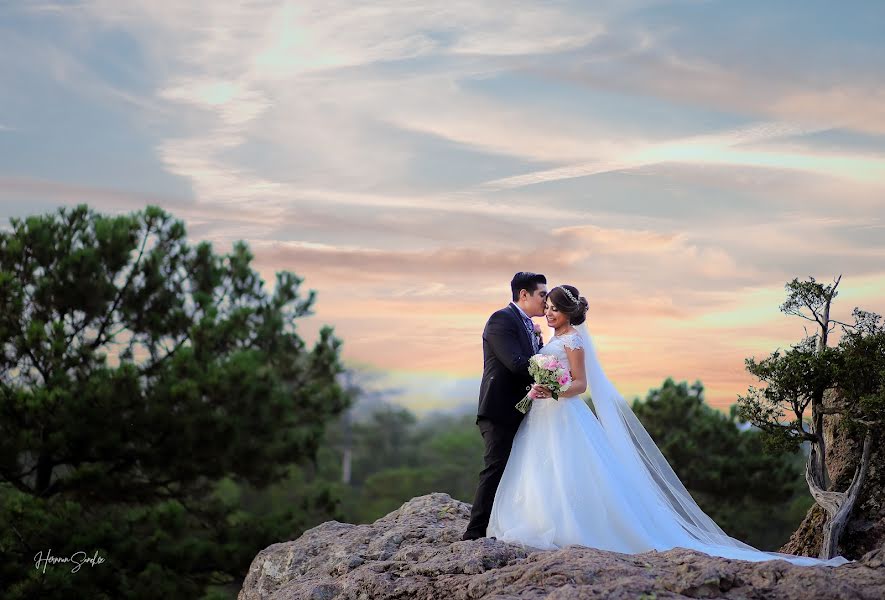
[575,323,850,566]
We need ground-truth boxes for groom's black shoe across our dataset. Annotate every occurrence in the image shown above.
[460,531,484,541]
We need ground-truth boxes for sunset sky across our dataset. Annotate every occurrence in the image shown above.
[2,1,884,415]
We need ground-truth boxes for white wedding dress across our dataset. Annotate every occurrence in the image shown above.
[487,324,850,566]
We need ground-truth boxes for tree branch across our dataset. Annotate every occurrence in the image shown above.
[90,222,151,351]
[802,297,825,329]
[11,523,32,554]
[140,334,190,377]
[65,310,92,348]
[789,312,821,324]
[22,345,50,385]
[830,319,855,330]
[0,469,34,495]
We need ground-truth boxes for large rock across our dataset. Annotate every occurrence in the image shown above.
[239,493,885,600]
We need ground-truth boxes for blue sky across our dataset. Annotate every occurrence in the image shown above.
[2,1,884,413]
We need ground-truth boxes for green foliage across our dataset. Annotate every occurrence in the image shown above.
[0,204,349,599]
[348,405,418,486]
[736,277,885,454]
[733,276,885,556]
[317,406,485,524]
[358,467,439,519]
[632,378,808,549]
[737,338,836,453]
[779,276,839,320]
[833,309,885,438]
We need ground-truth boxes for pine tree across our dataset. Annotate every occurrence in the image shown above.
[0,204,350,598]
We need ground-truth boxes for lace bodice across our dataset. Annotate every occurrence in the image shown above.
[540,331,584,368]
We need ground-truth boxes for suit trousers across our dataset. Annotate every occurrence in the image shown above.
[462,417,520,539]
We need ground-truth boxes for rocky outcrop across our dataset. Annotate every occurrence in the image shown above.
[239,493,884,600]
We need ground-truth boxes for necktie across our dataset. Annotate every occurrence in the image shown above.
[522,315,537,352]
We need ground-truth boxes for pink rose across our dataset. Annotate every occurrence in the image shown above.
[558,373,571,386]
[533,323,542,334]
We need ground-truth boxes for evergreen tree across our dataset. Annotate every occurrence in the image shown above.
[0,204,349,599]
[736,276,884,558]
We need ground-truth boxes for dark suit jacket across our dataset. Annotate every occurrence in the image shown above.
[476,304,543,427]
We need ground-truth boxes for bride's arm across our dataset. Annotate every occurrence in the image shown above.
[560,347,587,398]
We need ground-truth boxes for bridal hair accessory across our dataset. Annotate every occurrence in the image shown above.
[559,286,579,305]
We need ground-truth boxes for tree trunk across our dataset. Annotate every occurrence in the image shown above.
[808,433,872,558]
[781,392,885,559]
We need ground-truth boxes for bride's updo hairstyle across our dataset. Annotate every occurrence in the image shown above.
[548,285,589,325]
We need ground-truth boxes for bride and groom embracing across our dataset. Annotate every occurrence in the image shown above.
[461,271,848,567]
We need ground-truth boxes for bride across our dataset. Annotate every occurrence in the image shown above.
[486,284,849,567]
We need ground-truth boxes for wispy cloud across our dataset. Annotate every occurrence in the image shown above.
[544,44,885,136]
[3,1,885,412]
[479,121,885,190]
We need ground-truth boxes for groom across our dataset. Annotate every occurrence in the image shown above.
[462,271,547,541]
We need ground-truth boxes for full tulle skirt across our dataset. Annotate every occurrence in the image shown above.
[487,395,849,567]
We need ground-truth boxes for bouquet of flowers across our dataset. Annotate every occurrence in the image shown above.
[514,354,572,414]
